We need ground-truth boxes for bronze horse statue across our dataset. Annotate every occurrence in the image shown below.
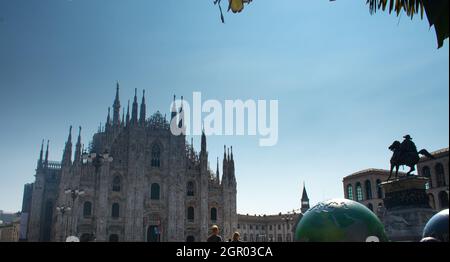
[387,140,434,181]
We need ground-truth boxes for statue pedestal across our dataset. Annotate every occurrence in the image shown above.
[380,177,436,242]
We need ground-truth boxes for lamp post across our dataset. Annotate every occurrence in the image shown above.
[81,151,113,241]
[83,151,113,173]
[280,211,297,242]
[56,206,71,242]
[64,188,85,236]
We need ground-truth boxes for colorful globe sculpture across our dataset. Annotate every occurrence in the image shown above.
[422,209,449,242]
[295,199,388,242]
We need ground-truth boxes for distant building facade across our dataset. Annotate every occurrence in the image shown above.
[417,148,449,210]
[236,184,310,242]
[343,169,401,214]
[343,147,449,215]
[22,84,237,242]
[0,220,20,242]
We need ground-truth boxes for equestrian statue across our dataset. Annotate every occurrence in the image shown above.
[387,135,434,181]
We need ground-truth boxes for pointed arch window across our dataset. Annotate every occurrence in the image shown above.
[112,176,121,192]
[187,207,195,222]
[187,181,195,196]
[210,207,217,222]
[151,144,161,168]
[112,203,120,218]
[83,201,92,218]
[151,183,160,200]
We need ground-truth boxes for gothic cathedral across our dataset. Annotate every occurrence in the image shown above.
[24,83,238,242]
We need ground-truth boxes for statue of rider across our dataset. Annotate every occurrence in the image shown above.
[400,135,418,159]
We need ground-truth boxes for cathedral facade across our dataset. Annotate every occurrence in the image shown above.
[23,84,237,242]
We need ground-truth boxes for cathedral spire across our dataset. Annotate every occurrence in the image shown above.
[201,129,207,155]
[106,107,111,127]
[126,100,130,126]
[74,126,82,163]
[139,89,146,125]
[131,88,138,125]
[216,157,220,183]
[37,139,44,169]
[113,81,121,126]
[62,126,73,166]
[44,140,49,168]
[222,145,228,184]
[122,108,125,127]
[223,145,227,163]
[230,146,234,162]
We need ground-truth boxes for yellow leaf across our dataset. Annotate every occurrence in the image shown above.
[229,0,244,13]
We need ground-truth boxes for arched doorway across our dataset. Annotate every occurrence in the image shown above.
[186,236,195,242]
[109,234,119,242]
[147,225,160,242]
[438,191,449,209]
[80,233,93,242]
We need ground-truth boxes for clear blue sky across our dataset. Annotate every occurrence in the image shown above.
[0,0,448,215]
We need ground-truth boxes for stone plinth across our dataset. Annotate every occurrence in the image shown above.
[380,176,436,242]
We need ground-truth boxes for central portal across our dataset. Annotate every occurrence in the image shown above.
[147,225,160,242]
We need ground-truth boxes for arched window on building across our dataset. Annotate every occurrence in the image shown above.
[111,203,120,218]
[356,182,363,201]
[109,234,119,242]
[428,193,436,209]
[83,201,92,218]
[422,166,432,189]
[112,176,121,192]
[365,180,372,200]
[187,207,195,222]
[151,144,161,168]
[367,203,374,212]
[347,184,354,200]
[376,179,383,199]
[151,183,160,200]
[435,163,446,187]
[187,181,195,197]
[438,191,449,209]
[210,207,217,222]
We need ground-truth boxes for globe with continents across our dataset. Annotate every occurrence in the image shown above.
[295,199,388,242]
[422,209,449,242]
